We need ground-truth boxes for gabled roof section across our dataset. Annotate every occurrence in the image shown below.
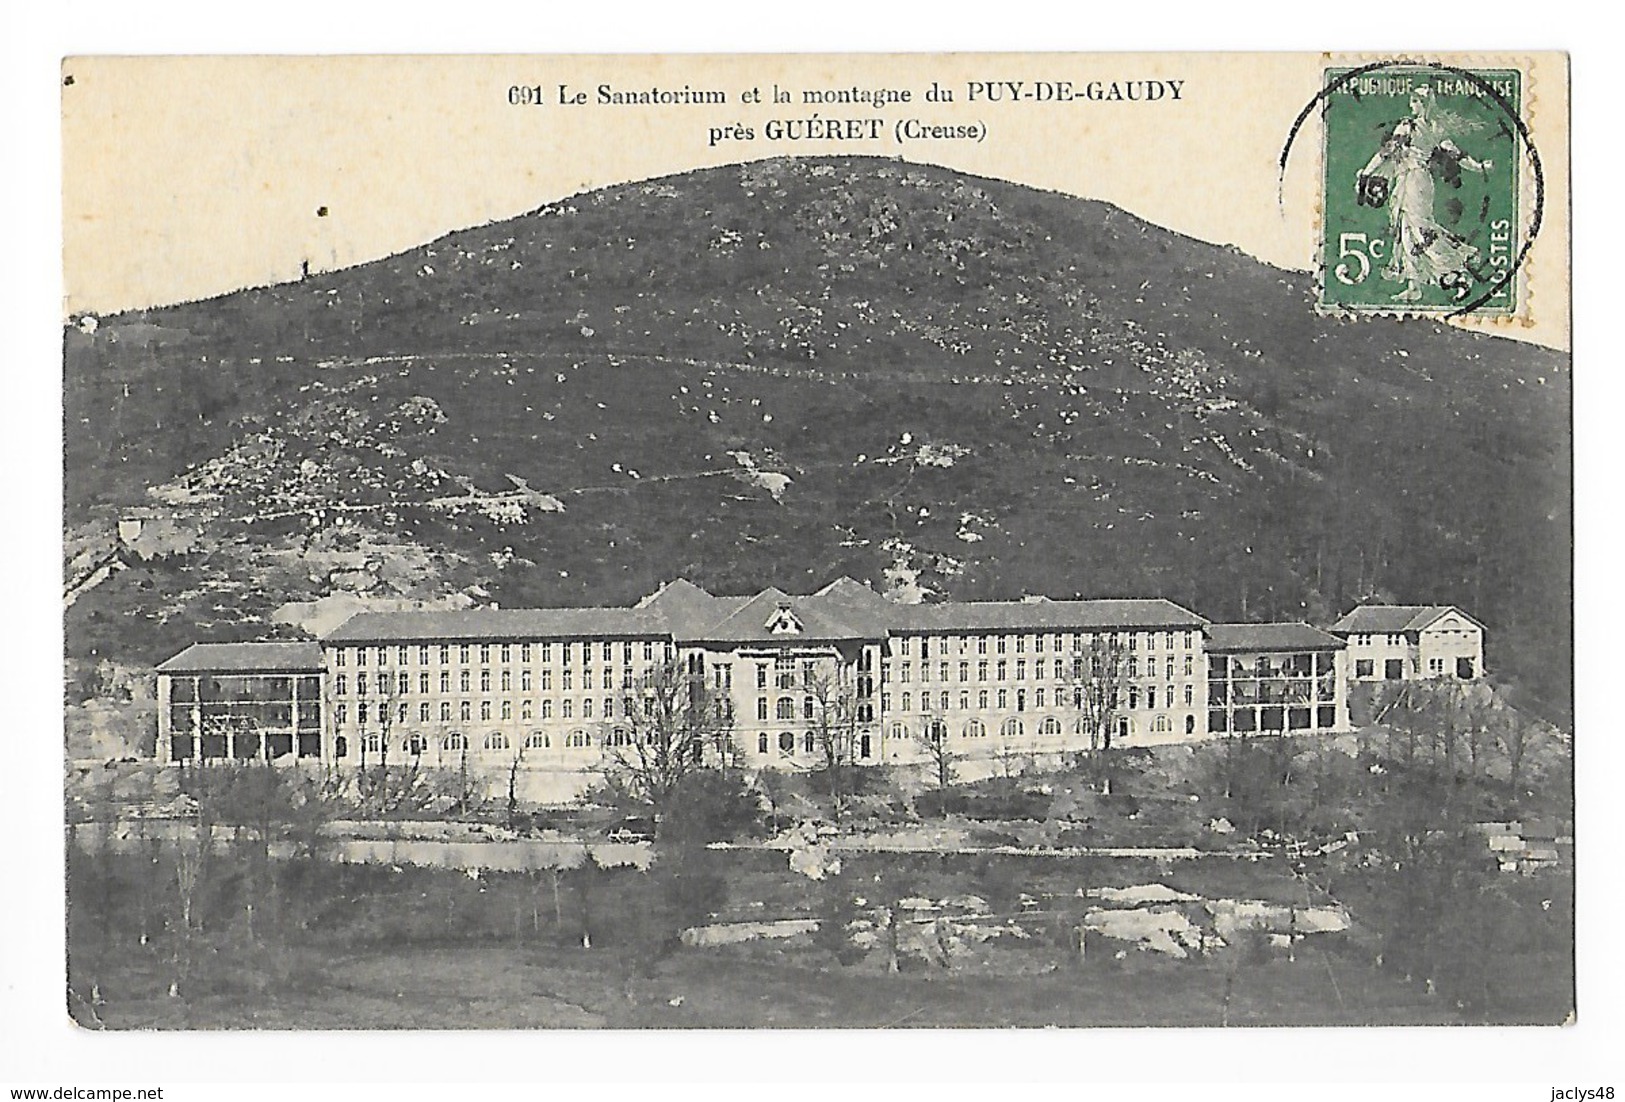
[635,578,752,638]
[891,598,1208,633]
[1206,623,1346,653]
[324,607,669,643]
[1329,604,1483,635]
[157,641,323,674]
[690,586,880,644]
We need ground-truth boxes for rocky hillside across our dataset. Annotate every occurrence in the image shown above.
[63,157,1571,718]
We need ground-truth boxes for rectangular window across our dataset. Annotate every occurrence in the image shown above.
[336,703,347,724]
[521,643,532,663]
[357,647,367,666]
[419,702,430,722]
[757,664,768,689]
[959,662,969,682]
[479,644,490,665]
[583,699,594,719]
[459,645,470,665]
[398,646,409,665]
[978,690,988,709]
[900,637,911,656]
[399,672,410,694]
[978,660,988,681]
[901,693,911,712]
[1036,688,1046,708]
[562,670,573,691]
[881,693,891,712]
[480,700,491,721]
[997,660,1007,680]
[335,649,346,667]
[998,689,1008,708]
[460,701,471,721]
[438,645,449,664]
[460,670,470,692]
[602,642,613,662]
[541,642,552,663]
[440,702,451,722]
[997,636,1007,655]
[480,670,491,692]
[1356,658,1374,678]
[1184,685,1193,705]
[540,700,552,719]
[521,700,532,720]
[541,670,552,691]
[335,674,347,695]
[521,669,531,691]
[977,637,988,655]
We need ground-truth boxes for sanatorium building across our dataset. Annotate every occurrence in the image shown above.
[153,578,1484,789]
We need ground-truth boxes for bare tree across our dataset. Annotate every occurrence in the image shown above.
[806,662,862,823]
[915,715,956,815]
[598,656,732,826]
[1064,632,1130,793]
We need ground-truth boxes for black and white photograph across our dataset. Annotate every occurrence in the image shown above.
[12,25,1609,1096]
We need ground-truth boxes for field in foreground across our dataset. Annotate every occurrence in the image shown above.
[67,843,1572,1029]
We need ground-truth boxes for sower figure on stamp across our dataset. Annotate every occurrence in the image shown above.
[1356,86,1495,302]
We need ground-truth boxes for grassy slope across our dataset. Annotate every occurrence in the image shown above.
[64,157,1571,716]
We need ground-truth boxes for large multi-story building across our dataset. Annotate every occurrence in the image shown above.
[154,578,1441,791]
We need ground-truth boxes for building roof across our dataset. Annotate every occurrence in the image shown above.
[891,598,1208,633]
[1205,623,1346,653]
[156,641,323,673]
[324,606,670,643]
[1329,605,1482,634]
[313,582,1210,649]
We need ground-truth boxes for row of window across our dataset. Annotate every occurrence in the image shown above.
[875,683,1196,714]
[890,630,1197,659]
[880,654,1196,683]
[341,728,609,755]
[891,713,1197,742]
[333,666,652,695]
[333,695,669,726]
[331,640,675,668]
[1348,634,1408,647]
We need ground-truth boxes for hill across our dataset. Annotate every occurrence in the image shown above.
[63,156,1571,719]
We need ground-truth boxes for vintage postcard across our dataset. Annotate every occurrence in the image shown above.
[61,52,1572,1031]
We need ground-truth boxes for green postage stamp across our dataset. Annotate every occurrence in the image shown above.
[1319,65,1524,315]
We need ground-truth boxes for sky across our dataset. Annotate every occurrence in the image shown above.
[61,52,1570,348]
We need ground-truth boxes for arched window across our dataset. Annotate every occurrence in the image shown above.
[334,735,348,758]
[962,718,986,739]
[363,733,383,754]
[776,697,795,720]
[404,733,427,755]
[758,732,769,754]
[803,730,815,753]
[566,729,591,749]
[1000,717,1024,741]
[607,727,631,748]
[1185,714,1196,735]
[925,719,948,744]
[444,732,467,752]
[460,701,472,722]
[524,731,548,749]
[778,731,795,753]
[1041,716,1062,738]
[888,721,909,743]
[484,732,509,751]
[1116,716,1132,741]
[1153,715,1172,734]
